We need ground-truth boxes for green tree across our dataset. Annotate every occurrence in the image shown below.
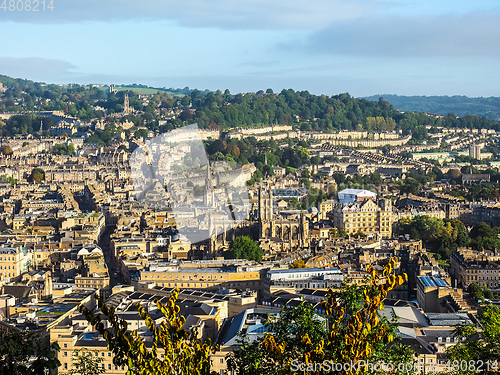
[262,164,274,177]
[0,330,60,375]
[134,128,148,138]
[470,222,497,240]
[468,282,484,302]
[79,289,215,375]
[0,145,13,156]
[28,168,45,183]
[447,304,500,374]
[301,177,311,189]
[447,168,462,181]
[289,259,306,269]
[469,222,500,251]
[310,155,322,165]
[68,349,105,375]
[224,236,263,261]
[226,301,327,375]
[397,216,469,259]
[399,177,422,195]
[338,229,348,238]
[52,143,75,155]
[0,175,16,185]
[208,139,227,155]
[227,144,240,158]
[228,259,413,375]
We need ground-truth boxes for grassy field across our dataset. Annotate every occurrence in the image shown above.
[115,87,167,95]
[96,85,184,96]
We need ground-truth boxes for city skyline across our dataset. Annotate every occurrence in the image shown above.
[0,0,499,97]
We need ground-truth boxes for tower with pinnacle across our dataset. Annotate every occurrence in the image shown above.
[204,163,215,207]
[123,93,131,115]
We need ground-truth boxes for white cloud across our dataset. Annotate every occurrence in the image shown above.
[0,57,77,82]
[300,12,500,57]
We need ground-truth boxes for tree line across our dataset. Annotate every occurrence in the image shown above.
[3,75,500,141]
[365,94,500,120]
[396,216,500,259]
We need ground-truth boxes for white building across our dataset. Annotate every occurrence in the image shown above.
[338,188,376,204]
[266,267,341,282]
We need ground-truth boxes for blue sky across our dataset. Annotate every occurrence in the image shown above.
[0,0,499,97]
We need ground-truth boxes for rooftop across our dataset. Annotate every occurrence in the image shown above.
[418,276,450,288]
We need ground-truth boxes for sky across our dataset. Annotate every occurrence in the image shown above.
[0,0,499,97]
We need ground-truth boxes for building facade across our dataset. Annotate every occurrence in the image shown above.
[0,247,31,284]
[450,249,500,289]
[330,198,394,238]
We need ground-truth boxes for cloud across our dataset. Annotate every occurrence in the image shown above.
[238,60,280,68]
[300,12,500,57]
[0,58,145,86]
[0,0,387,30]
[0,57,77,82]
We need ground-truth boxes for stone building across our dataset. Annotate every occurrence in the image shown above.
[330,198,393,238]
[139,263,269,294]
[258,180,309,251]
[0,246,31,284]
[449,248,500,289]
[416,276,467,313]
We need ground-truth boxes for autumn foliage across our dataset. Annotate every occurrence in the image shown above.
[80,288,216,375]
[80,259,407,375]
[262,257,407,375]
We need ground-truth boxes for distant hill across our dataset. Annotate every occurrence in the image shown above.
[0,74,204,97]
[97,85,185,96]
[112,84,205,97]
[114,86,180,95]
[2,73,500,136]
[363,95,500,120]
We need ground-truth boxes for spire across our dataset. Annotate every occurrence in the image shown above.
[267,180,273,221]
[123,93,131,115]
[204,163,214,207]
[259,182,266,221]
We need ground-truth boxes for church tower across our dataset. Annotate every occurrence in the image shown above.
[258,180,274,238]
[204,163,214,207]
[258,180,273,222]
[123,93,131,115]
[267,180,273,221]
